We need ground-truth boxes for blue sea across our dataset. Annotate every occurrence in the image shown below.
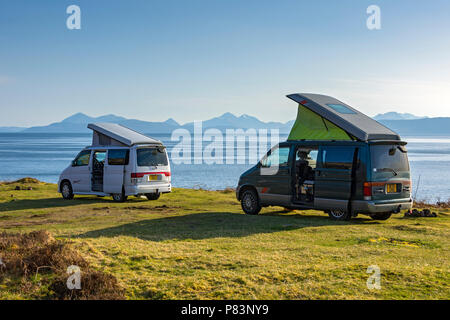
[0,133,449,202]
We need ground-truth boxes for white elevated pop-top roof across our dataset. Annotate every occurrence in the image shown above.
[88,123,163,147]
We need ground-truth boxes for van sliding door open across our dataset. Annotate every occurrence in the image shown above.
[314,146,357,211]
[91,151,106,192]
[104,149,129,194]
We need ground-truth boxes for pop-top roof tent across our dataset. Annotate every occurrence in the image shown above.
[87,123,163,147]
[287,93,401,141]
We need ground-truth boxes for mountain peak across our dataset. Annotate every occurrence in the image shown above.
[61,113,92,123]
[96,114,127,122]
[164,118,179,126]
[219,112,237,119]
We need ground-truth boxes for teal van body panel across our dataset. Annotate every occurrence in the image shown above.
[315,145,355,203]
[237,143,292,206]
[237,140,412,218]
[237,94,412,219]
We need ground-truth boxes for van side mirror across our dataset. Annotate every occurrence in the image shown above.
[71,160,76,167]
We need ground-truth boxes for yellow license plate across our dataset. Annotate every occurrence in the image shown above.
[148,175,158,181]
[386,184,398,193]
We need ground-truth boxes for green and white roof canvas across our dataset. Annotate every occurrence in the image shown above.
[287,93,401,141]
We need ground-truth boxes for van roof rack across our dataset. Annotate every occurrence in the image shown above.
[87,123,163,147]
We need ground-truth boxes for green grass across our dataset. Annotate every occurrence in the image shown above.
[0,181,449,299]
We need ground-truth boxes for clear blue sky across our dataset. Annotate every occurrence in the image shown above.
[1,0,450,126]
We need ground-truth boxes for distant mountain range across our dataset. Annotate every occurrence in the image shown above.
[21,113,181,134]
[1,111,449,136]
[14,112,295,134]
[377,118,450,136]
[373,112,427,121]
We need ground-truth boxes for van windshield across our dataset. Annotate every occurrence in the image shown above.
[370,145,409,173]
[137,147,168,167]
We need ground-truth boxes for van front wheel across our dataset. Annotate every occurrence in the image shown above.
[146,193,160,201]
[328,209,351,221]
[61,181,74,200]
[241,189,261,215]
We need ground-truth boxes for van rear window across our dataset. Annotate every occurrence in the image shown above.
[370,145,409,172]
[137,148,168,167]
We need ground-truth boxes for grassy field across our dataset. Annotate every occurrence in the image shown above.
[0,180,449,299]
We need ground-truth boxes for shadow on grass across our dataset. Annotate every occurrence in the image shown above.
[0,196,123,212]
[78,211,375,241]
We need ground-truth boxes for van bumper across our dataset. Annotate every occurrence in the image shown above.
[352,198,413,214]
[127,184,171,196]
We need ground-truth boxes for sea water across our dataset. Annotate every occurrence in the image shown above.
[0,133,448,202]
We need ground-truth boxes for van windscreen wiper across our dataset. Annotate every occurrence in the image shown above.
[376,168,398,176]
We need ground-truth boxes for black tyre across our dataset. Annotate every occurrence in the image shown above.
[241,189,261,215]
[61,181,74,200]
[112,192,127,202]
[328,209,352,221]
[370,213,392,220]
[146,193,160,201]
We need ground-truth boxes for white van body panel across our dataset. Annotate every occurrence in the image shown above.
[103,162,125,194]
[58,144,171,197]
[70,165,91,192]
[125,145,171,196]
[58,150,92,193]
[103,147,129,194]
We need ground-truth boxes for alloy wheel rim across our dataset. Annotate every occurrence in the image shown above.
[62,185,70,197]
[244,195,254,210]
[331,209,345,218]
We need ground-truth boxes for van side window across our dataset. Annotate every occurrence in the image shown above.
[321,147,354,170]
[108,149,129,165]
[296,148,319,169]
[93,151,106,164]
[261,147,290,168]
[73,150,91,166]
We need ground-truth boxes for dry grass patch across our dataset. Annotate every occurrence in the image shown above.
[0,177,43,185]
[0,231,124,299]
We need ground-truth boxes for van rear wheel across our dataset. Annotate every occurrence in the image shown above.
[328,209,351,221]
[241,189,261,215]
[370,213,392,220]
[146,193,160,201]
[112,192,127,202]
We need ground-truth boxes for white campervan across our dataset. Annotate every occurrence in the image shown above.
[58,123,171,202]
